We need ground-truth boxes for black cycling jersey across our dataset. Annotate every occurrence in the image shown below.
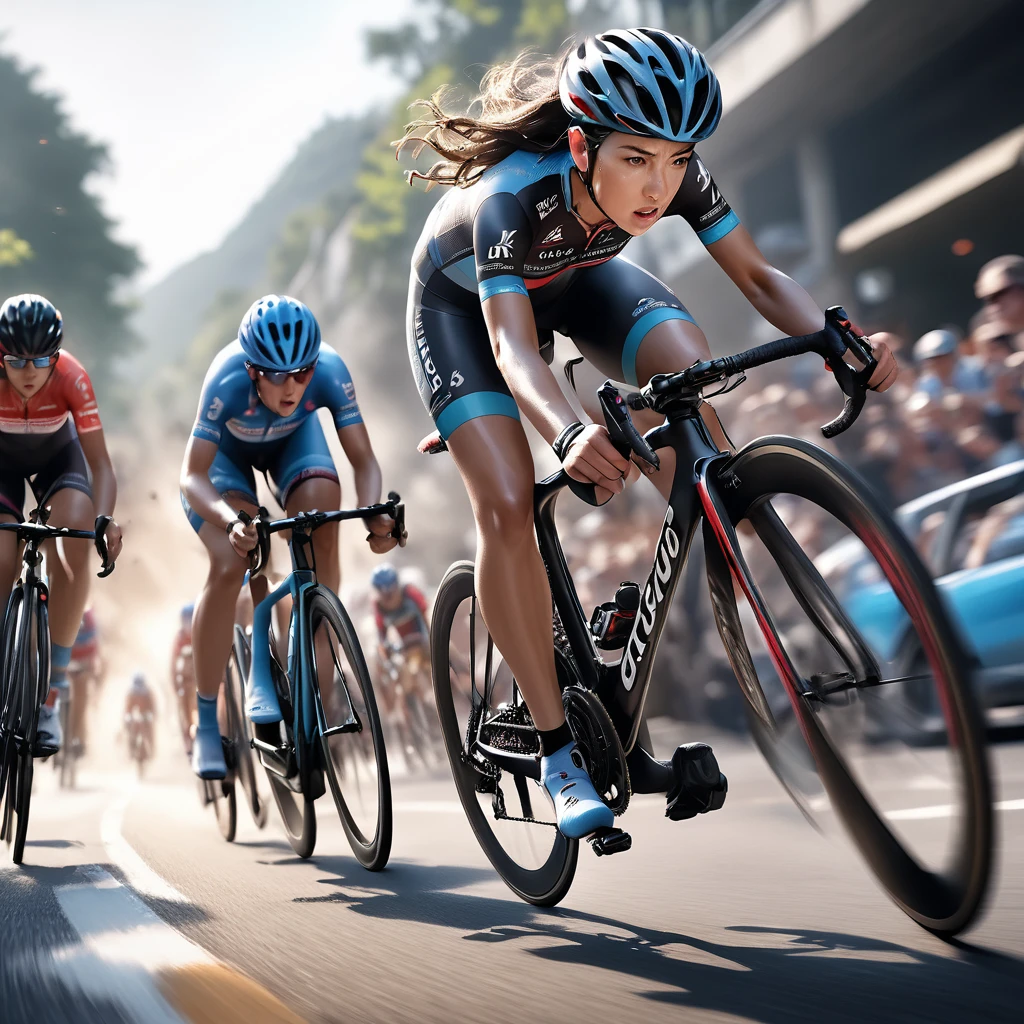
[411,146,738,310]
[406,145,741,440]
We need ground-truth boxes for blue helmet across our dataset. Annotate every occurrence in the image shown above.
[560,29,722,144]
[371,563,399,591]
[180,602,195,627]
[238,294,321,372]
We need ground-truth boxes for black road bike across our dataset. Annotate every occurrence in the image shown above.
[239,493,406,867]
[0,506,114,864]
[430,308,993,937]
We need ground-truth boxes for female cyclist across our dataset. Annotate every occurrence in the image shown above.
[0,294,123,753]
[399,29,897,839]
[180,294,398,780]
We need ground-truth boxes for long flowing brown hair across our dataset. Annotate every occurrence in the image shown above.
[395,45,575,189]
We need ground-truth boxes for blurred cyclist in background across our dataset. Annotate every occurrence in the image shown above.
[124,671,156,762]
[67,607,101,759]
[170,602,197,756]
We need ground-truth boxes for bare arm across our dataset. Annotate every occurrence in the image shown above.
[337,422,397,554]
[337,422,383,508]
[481,292,578,445]
[179,435,239,530]
[708,225,898,390]
[481,292,630,495]
[707,225,823,336]
[78,428,117,518]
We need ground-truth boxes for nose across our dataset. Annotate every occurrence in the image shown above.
[644,166,665,203]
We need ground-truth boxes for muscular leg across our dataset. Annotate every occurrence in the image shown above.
[0,513,18,599]
[447,415,565,730]
[284,477,341,594]
[41,488,96,647]
[194,494,258,701]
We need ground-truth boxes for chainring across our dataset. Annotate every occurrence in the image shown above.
[562,686,630,815]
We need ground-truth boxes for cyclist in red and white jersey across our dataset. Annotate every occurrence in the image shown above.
[0,295,123,753]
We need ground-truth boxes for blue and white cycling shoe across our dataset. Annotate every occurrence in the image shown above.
[34,702,62,755]
[245,672,282,725]
[191,725,227,780]
[541,742,615,839]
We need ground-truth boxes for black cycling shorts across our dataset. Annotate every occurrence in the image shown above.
[0,438,92,519]
[407,256,695,439]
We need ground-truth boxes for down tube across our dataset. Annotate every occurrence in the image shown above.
[606,449,723,754]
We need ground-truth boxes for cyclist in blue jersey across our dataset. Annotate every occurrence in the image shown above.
[180,295,398,780]
[399,29,898,840]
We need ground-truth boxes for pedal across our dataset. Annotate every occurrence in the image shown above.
[588,826,632,857]
[665,742,728,822]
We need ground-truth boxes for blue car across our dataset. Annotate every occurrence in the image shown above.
[817,460,1024,734]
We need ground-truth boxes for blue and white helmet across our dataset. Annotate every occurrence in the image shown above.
[238,294,321,372]
[560,29,722,144]
[371,563,399,591]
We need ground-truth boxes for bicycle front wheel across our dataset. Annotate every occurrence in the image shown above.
[430,562,577,907]
[310,588,392,871]
[225,632,268,830]
[703,436,993,936]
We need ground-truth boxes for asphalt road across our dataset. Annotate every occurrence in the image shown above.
[2,729,1023,1024]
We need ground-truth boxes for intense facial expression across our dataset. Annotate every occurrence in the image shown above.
[4,357,56,399]
[573,131,694,236]
[247,366,314,416]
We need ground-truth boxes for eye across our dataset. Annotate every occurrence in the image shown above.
[674,155,691,167]
[627,156,645,166]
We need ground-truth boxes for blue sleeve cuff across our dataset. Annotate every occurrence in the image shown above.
[191,423,220,444]
[697,209,740,246]
[479,275,529,302]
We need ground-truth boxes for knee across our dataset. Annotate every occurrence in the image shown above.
[475,483,534,542]
[206,555,247,592]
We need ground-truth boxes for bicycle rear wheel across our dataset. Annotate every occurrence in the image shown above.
[430,562,578,907]
[703,436,993,936]
[211,776,237,841]
[310,588,392,871]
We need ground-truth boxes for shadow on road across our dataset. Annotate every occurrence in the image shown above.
[289,858,1023,1023]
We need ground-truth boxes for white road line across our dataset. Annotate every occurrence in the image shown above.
[886,798,1024,821]
[101,793,188,903]
[52,866,199,1023]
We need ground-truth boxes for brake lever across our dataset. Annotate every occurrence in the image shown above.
[94,515,115,579]
[597,380,660,471]
[387,491,408,548]
[820,306,876,439]
[238,507,271,578]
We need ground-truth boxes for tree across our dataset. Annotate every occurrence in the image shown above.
[0,50,140,384]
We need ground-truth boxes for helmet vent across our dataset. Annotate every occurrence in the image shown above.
[657,76,684,135]
[638,27,687,81]
[267,321,280,343]
[686,75,711,135]
[608,34,642,63]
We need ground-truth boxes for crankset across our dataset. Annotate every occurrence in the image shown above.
[563,686,630,815]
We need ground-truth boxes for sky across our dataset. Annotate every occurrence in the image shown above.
[1,0,413,287]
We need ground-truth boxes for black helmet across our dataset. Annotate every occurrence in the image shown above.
[0,294,64,358]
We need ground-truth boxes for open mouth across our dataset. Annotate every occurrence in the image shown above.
[634,207,659,223]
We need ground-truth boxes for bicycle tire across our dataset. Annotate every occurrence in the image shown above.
[58,696,74,789]
[310,588,392,871]
[11,586,46,865]
[703,436,993,936]
[212,777,237,841]
[0,587,24,813]
[266,772,316,858]
[430,561,578,907]
[226,632,268,830]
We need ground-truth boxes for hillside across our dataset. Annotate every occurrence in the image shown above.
[134,111,376,357]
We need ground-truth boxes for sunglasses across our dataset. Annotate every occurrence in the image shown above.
[247,360,317,386]
[3,354,59,370]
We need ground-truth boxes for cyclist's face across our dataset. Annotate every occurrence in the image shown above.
[4,359,54,398]
[583,132,694,235]
[247,367,313,416]
[377,585,401,608]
